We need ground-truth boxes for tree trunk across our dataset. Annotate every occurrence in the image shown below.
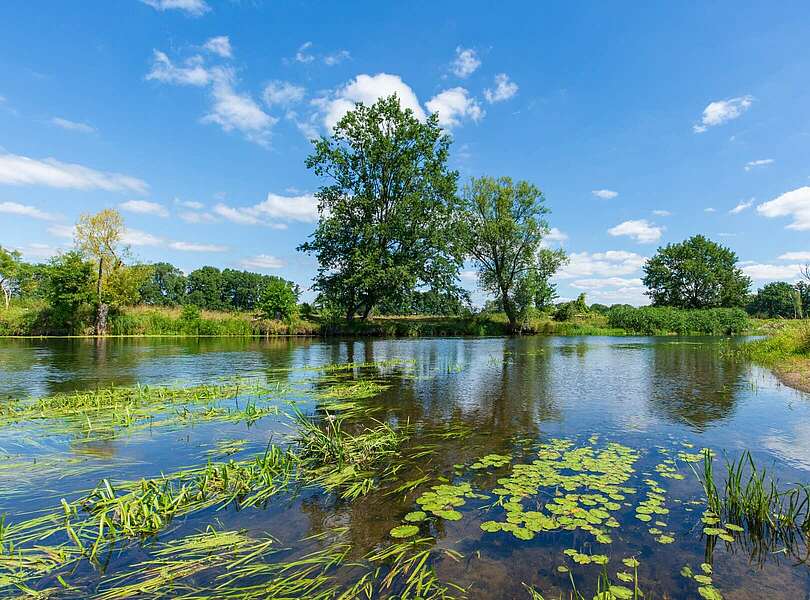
[96,303,109,336]
[361,301,374,321]
[1,285,9,310]
[345,306,355,322]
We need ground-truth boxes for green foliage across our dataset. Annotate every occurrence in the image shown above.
[458,176,566,330]
[606,305,749,335]
[553,293,588,322]
[138,262,186,306]
[0,245,26,309]
[258,279,299,323]
[747,281,804,318]
[642,235,751,308]
[42,251,96,334]
[738,321,810,365]
[299,94,461,320]
[376,289,472,316]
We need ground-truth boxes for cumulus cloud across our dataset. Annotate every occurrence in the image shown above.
[756,187,810,231]
[652,210,671,217]
[202,35,232,58]
[484,73,518,103]
[169,241,228,252]
[120,199,169,217]
[607,219,664,243]
[742,263,804,281]
[545,227,568,242]
[0,201,58,221]
[211,192,319,226]
[451,47,481,78]
[212,203,261,225]
[51,117,95,133]
[317,73,426,131]
[729,199,753,214]
[557,250,647,279]
[239,254,285,269]
[202,68,277,146]
[0,152,148,193]
[425,87,484,128]
[571,277,643,290]
[141,0,210,16]
[175,199,204,210]
[693,95,753,133]
[745,158,774,171]
[263,80,306,107]
[47,224,75,239]
[704,207,717,213]
[146,50,211,86]
[592,189,618,200]
[779,251,810,261]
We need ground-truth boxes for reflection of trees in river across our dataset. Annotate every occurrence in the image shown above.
[646,340,745,430]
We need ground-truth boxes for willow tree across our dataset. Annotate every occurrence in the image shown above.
[299,94,462,320]
[459,176,565,331]
[75,208,127,334]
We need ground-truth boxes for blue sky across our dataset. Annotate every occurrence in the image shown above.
[1,1,809,305]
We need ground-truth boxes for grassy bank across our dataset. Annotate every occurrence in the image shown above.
[738,320,810,392]
[1,304,760,338]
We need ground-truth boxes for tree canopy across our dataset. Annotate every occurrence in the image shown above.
[457,176,566,330]
[642,235,751,309]
[298,94,462,321]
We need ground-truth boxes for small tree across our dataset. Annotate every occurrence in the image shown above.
[258,279,299,323]
[642,235,750,309]
[747,282,800,318]
[458,176,565,331]
[75,208,127,334]
[43,251,95,334]
[0,246,25,309]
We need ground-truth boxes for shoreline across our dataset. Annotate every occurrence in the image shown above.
[772,359,810,394]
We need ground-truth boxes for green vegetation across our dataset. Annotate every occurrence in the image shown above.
[606,306,750,335]
[458,176,567,331]
[299,94,464,322]
[642,235,751,309]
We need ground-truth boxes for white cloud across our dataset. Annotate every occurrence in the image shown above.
[239,254,284,269]
[459,270,478,282]
[175,199,204,209]
[557,250,647,279]
[295,41,314,64]
[317,73,426,131]
[323,50,351,66]
[744,158,774,171]
[119,199,169,217]
[213,203,261,225]
[202,35,232,58]
[254,192,318,222]
[146,50,211,86]
[704,207,717,213]
[592,189,618,200]
[122,228,163,247]
[178,210,217,224]
[21,243,61,260]
[484,73,518,103]
[652,210,671,217]
[48,224,75,239]
[425,87,484,128]
[693,95,753,133]
[779,251,810,261]
[571,277,643,290]
[286,109,320,140]
[545,227,568,242]
[451,47,481,78]
[141,0,210,16]
[756,187,810,231]
[0,152,148,193]
[608,219,664,243]
[263,80,306,107]
[202,68,277,146]
[169,241,228,252]
[742,263,804,281]
[51,117,95,134]
[0,201,58,221]
[729,198,753,214]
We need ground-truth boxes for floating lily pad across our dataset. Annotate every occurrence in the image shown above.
[390,525,419,539]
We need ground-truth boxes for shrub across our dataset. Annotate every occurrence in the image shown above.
[258,280,299,323]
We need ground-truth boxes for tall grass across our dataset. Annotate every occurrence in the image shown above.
[607,306,749,335]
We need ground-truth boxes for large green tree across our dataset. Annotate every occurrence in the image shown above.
[139,262,187,306]
[298,94,462,321]
[642,235,750,309]
[43,251,95,334]
[0,246,26,309]
[458,176,566,331]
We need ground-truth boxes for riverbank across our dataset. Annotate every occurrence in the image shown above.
[737,320,810,393]
[0,303,771,339]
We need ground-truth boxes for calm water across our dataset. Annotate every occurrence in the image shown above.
[1,336,809,599]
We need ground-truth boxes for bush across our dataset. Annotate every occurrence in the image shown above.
[606,306,749,335]
[258,280,299,323]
